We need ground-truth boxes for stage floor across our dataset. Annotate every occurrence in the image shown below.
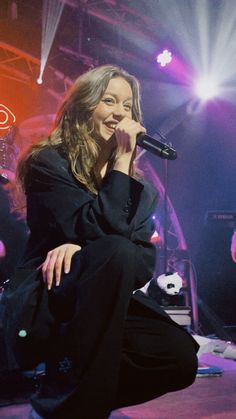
[0,354,236,419]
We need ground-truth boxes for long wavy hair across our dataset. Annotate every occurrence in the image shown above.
[13,64,143,212]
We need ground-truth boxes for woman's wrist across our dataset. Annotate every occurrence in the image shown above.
[113,154,132,175]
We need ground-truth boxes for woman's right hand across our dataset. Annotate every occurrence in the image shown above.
[113,117,146,174]
[39,243,81,290]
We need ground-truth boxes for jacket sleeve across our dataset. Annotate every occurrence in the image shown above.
[25,148,157,248]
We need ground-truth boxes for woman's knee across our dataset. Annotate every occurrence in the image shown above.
[84,235,136,267]
[101,236,138,276]
[99,234,134,251]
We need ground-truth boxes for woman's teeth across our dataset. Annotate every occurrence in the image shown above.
[106,123,116,129]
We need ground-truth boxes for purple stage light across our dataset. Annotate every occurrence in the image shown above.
[195,77,219,101]
[156,49,172,67]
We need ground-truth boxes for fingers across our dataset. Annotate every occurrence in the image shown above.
[41,244,81,290]
[55,249,64,287]
[42,249,61,290]
[64,248,73,274]
[115,117,146,152]
[113,118,146,173]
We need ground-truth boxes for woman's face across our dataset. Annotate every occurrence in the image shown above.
[92,77,133,141]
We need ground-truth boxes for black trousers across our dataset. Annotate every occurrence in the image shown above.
[115,298,198,409]
[31,236,198,419]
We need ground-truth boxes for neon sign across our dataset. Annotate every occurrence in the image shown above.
[0,104,16,130]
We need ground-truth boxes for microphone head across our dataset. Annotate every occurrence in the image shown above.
[162,147,177,160]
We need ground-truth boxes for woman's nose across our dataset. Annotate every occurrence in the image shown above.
[113,103,126,119]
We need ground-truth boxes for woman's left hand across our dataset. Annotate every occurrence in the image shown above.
[40,243,81,290]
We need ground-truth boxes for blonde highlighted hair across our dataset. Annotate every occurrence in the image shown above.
[14,64,143,211]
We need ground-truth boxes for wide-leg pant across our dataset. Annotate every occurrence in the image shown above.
[115,298,198,409]
[31,236,198,419]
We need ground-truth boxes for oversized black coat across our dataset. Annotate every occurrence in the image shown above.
[22,145,158,274]
[4,145,168,414]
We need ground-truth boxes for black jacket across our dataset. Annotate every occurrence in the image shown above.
[22,145,158,270]
[4,145,159,370]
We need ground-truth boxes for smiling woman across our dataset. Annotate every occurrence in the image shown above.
[4,64,199,419]
[91,76,145,178]
[93,77,134,140]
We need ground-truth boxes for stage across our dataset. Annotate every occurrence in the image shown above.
[1,354,236,419]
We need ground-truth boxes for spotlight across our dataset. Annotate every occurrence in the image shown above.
[195,77,219,101]
[38,0,65,90]
[156,49,172,67]
[37,76,43,85]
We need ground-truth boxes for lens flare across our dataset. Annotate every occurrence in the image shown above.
[195,77,219,100]
[148,1,236,107]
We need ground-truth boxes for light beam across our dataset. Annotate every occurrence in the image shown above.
[38,0,64,83]
[195,76,220,101]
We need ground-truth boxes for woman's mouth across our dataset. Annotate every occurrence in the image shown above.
[104,122,117,132]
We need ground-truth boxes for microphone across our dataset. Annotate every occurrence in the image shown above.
[137,133,177,160]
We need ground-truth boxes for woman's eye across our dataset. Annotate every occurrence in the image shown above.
[124,104,132,111]
[103,98,114,104]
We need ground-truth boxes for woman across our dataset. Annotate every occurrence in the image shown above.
[5,65,198,419]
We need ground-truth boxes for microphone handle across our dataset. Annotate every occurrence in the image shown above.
[137,133,177,160]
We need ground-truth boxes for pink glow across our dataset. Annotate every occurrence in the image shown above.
[158,54,193,86]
